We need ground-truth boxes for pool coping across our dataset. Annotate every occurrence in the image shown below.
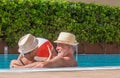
[1,66,120,72]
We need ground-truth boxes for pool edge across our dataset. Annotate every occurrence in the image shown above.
[1,66,120,72]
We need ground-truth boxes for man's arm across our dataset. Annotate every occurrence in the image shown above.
[12,56,66,68]
[12,56,77,68]
[40,56,76,68]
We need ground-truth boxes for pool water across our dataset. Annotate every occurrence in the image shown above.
[77,54,120,67]
[0,54,18,69]
[1,54,120,69]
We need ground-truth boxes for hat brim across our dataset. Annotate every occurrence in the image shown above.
[18,39,38,54]
[18,44,38,54]
[54,40,79,45]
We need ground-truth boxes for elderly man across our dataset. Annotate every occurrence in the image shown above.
[11,32,78,68]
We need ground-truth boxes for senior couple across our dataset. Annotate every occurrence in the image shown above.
[10,32,79,68]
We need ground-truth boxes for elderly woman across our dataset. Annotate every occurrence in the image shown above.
[10,34,56,68]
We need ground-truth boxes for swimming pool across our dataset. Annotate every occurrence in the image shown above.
[1,54,120,69]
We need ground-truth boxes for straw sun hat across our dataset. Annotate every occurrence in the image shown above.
[54,32,79,45]
[18,34,38,55]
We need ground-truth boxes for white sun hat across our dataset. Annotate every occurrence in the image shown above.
[54,32,79,45]
[18,34,38,55]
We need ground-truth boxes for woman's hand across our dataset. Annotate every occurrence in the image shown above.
[10,59,24,68]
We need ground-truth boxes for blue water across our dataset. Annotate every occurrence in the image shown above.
[1,54,120,69]
[0,54,18,69]
[77,54,120,67]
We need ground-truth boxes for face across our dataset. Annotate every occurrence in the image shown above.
[23,48,38,59]
[56,43,71,56]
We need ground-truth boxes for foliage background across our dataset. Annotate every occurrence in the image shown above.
[0,0,120,47]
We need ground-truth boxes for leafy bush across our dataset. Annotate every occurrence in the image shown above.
[0,0,120,47]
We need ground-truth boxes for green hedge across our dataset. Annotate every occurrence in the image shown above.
[0,0,120,47]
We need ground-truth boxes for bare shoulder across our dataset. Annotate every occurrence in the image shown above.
[50,56,77,67]
[63,56,78,67]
